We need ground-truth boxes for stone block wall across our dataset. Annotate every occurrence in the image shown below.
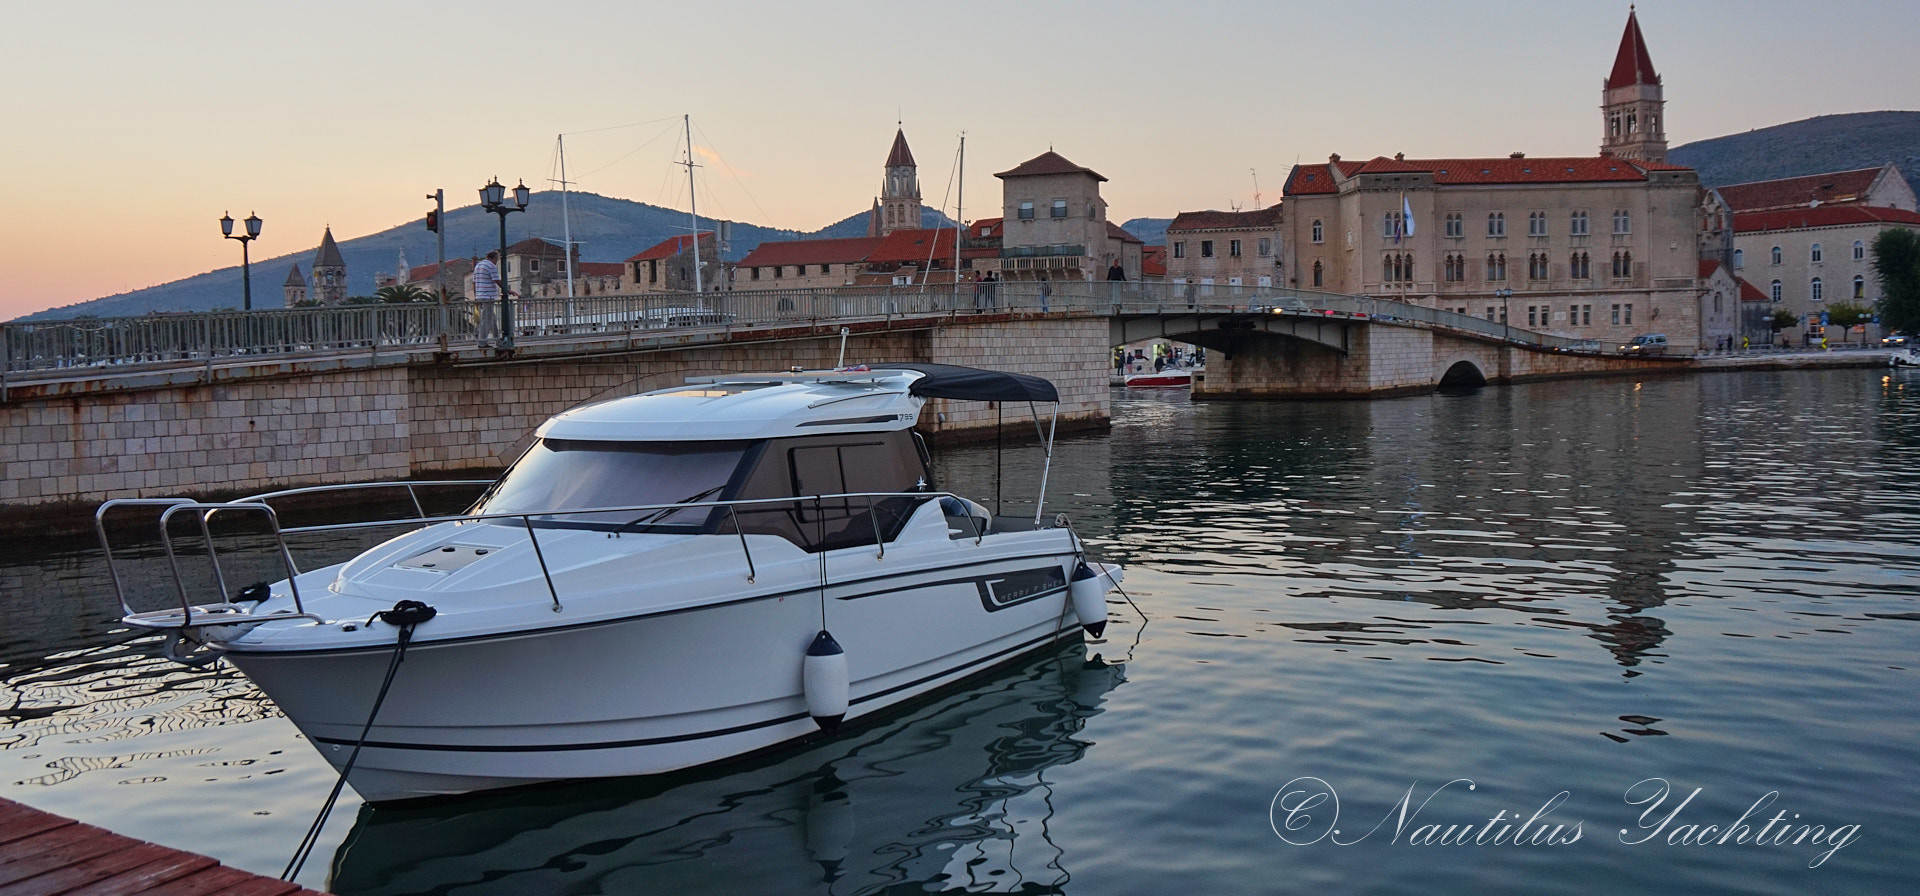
[927,317,1110,437]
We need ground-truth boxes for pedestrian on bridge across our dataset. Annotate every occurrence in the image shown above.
[473,251,513,347]
[1038,272,1052,313]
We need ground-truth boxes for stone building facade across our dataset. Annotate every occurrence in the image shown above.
[310,228,347,304]
[623,232,722,293]
[1164,205,1284,287]
[995,150,1139,282]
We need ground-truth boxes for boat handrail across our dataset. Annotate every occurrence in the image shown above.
[96,489,987,628]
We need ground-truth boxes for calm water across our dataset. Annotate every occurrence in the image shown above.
[4,369,1918,894]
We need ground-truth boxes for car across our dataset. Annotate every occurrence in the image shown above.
[1619,333,1669,355]
[1883,333,1910,348]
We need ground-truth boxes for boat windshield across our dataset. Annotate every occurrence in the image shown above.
[474,438,752,530]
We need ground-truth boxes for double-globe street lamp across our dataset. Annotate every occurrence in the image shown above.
[479,178,530,349]
[219,211,263,311]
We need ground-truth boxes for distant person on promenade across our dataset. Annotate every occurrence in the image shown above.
[473,251,511,347]
[1038,272,1052,313]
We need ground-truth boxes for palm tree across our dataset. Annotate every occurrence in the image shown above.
[375,284,432,304]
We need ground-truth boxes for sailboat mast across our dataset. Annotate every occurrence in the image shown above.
[558,134,575,299]
[955,133,964,277]
[684,114,703,295]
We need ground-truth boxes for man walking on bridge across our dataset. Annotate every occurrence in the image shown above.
[473,250,511,347]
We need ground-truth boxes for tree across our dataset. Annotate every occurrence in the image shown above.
[1872,228,1920,334]
[375,284,432,304]
[1768,308,1798,334]
[1825,301,1872,343]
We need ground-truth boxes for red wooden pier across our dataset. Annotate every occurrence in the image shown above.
[0,798,324,895]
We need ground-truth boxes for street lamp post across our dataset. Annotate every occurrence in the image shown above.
[1494,288,1513,341]
[219,211,263,311]
[479,178,530,349]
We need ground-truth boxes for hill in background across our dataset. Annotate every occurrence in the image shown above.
[1669,110,1919,194]
[18,197,953,322]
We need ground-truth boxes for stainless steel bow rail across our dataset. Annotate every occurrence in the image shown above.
[95,482,993,630]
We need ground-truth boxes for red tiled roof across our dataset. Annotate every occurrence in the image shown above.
[1282,160,1366,195]
[1353,156,1425,174]
[1733,205,1920,234]
[1419,156,1658,184]
[885,129,915,167]
[1106,222,1143,244]
[1699,259,1721,279]
[578,262,625,277]
[1141,245,1167,277]
[995,150,1106,182]
[1606,9,1659,89]
[508,237,567,257]
[961,246,1000,260]
[972,217,1004,239]
[1736,277,1768,302]
[865,227,957,264]
[626,232,712,263]
[1717,168,1883,212]
[1168,204,1283,232]
[737,236,885,267]
[403,258,475,285]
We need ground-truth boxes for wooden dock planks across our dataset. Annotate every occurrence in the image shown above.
[0,799,321,896]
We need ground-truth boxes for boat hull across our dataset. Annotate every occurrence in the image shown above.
[228,546,1102,802]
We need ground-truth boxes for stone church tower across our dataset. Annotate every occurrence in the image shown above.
[283,264,307,306]
[1600,6,1667,164]
[311,227,348,304]
[870,128,921,237]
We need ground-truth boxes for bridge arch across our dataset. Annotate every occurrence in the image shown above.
[1437,359,1488,389]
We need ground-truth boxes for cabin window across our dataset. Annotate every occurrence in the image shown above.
[477,439,751,531]
[731,432,930,552]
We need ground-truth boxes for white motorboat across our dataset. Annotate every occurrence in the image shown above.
[96,364,1123,803]
[1124,366,1199,388]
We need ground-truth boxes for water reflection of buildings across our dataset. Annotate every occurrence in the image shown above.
[329,644,1126,895]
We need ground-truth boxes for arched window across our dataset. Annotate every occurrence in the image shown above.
[1733,248,1744,269]
[1811,243,1824,263]
[1770,279,1782,302]
[1626,112,1637,133]
[1383,254,1395,281]
[1771,246,1782,265]
[1312,260,1323,287]
[1853,240,1866,261]
[1811,278,1823,302]
[1854,275,1866,299]
[1487,212,1506,237]
[1570,210,1589,236]
[1311,220,1324,244]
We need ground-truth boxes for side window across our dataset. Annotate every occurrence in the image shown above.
[734,435,928,552]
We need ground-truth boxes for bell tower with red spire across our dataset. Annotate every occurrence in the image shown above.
[875,127,921,237]
[1600,6,1667,163]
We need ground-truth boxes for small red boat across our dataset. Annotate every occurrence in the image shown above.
[1125,367,1195,388]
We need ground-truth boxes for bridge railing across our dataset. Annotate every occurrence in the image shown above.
[2,281,1584,382]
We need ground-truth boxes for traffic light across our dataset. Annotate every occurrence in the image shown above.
[425,210,439,233]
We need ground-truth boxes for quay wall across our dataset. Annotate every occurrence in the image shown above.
[0,317,1113,526]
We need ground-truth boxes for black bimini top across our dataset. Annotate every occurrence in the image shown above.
[874,363,1059,403]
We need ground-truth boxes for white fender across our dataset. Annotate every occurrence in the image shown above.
[1069,562,1111,639]
[803,630,849,732]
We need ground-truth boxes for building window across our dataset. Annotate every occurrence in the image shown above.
[1528,211,1547,237]
[1854,240,1866,261]
[1018,201,1035,220]
[1172,242,1185,259]
[1201,240,1215,258]
[1612,210,1631,234]
[1854,275,1866,299]
[820,264,831,275]
[1569,251,1590,280]
[1624,303,1633,325]
[1610,303,1621,325]
[1486,252,1507,281]
[1527,305,1539,327]
[1810,243,1823,263]
[1050,199,1068,218]
[1487,212,1506,237]
[1312,260,1323,287]
[1771,246,1782,265]
[1581,304,1592,325]
[1733,248,1744,269]
[1770,279,1782,302]
[1811,277,1823,302]
[773,265,783,279]
[1528,253,1548,280]
[1444,213,1463,238]
[1443,253,1462,282]
[1258,238,1272,257]
[1230,239,1243,258]
[751,267,761,281]
[1311,219,1324,244]
[1570,210,1589,236]
[1611,251,1632,279]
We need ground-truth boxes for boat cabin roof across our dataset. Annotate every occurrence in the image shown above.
[540,365,1054,442]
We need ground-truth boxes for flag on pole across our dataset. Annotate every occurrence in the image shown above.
[1402,194,1416,239]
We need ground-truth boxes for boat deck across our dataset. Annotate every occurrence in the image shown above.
[0,798,322,895]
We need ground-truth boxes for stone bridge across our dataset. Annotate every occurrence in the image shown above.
[1,283,1679,519]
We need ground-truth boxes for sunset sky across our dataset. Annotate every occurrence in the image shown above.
[2,0,1914,320]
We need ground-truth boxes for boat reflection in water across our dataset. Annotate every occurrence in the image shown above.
[329,642,1129,895]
